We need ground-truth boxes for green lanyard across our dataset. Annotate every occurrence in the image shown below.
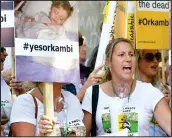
[111,80,134,102]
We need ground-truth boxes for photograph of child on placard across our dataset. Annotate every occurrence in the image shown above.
[1,1,14,47]
[14,1,79,83]
[15,1,77,40]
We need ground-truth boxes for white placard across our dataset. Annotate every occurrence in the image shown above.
[15,38,79,59]
[1,10,14,28]
[137,1,170,12]
[95,1,117,68]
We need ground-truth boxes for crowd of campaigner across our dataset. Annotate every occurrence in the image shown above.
[1,36,171,136]
[1,2,171,137]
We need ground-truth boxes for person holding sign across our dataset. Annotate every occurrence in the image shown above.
[1,47,26,95]
[76,23,103,102]
[10,82,85,136]
[135,49,171,136]
[81,38,171,136]
[1,49,25,136]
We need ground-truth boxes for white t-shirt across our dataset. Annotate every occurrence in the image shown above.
[149,82,170,136]
[10,89,85,136]
[1,75,13,119]
[82,80,164,136]
[1,75,13,136]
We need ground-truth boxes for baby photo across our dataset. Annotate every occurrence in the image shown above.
[1,1,14,47]
[15,1,80,83]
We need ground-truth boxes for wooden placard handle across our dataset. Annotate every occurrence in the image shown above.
[11,47,16,102]
[43,83,57,136]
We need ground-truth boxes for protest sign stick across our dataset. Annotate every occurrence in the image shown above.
[14,1,25,11]
[11,0,25,102]
[161,50,166,85]
[95,1,117,68]
[11,48,16,102]
[43,83,56,136]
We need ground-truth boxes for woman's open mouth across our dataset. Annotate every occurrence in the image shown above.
[122,66,132,73]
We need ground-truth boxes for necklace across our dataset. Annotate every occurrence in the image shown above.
[111,80,134,102]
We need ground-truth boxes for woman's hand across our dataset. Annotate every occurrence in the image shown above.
[15,10,21,18]
[77,64,105,102]
[38,115,55,136]
[85,64,105,87]
[9,76,25,95]
[162,84,171,103]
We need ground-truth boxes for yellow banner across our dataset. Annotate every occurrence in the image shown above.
[136,1,170,49]
[113,1,127,38]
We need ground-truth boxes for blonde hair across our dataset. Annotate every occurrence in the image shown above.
[51,1,74,17]
[102,38,135,82]
[135,50,161,87]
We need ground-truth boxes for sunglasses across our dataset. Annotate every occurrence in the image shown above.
[79,37,84,46]
[143,52,161,62]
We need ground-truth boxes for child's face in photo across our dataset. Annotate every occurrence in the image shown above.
[50,6,68,25]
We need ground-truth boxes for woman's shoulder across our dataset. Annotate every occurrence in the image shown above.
[10,93,38,125]
[135,80,163,95]
[15,93,32,101]
[85,82,110,97]
[13,91,35,106]
[136,80,157,88]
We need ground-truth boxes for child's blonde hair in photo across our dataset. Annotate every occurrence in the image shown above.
[51,1,74,17]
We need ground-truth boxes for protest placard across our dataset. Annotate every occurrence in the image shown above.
[1,1,15,47]
[15,1,79,83]
[136,1,170,49]
[95,1,117,68]
[126,2,135,47]
[113,1,127,39]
